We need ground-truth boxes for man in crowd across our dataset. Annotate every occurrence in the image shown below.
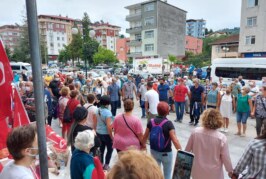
[238,75,245,86]
[22,82,36,122]
[75,72,86,86]
[145,81,159,122]
[206,65,211,80]
[115,76,122,108]
[122,75,138,101]
[49,74,61,99]
[138,79,147,118]
[108,77,120,116]
[157,78,170,103]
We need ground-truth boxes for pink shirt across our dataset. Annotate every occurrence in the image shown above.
[113,113,143,151]
[185,127,233,179]
[58,96,69,120]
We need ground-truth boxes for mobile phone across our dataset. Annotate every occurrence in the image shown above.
[172,150,194,179]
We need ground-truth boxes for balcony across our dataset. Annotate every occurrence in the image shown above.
[127,52,142,58]
[126,12,141,21]
[127,39,142,46]
[126,26,142,34]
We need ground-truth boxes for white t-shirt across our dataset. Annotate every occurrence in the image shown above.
[0,161,34,179]
[145,89,159,115]
[83,103,98,128]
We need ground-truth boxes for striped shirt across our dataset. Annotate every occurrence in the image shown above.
[234,139,266,179]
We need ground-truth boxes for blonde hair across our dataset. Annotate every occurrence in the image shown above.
[60,86,70,97]
[201,109,223,130]
[107,150,163,179]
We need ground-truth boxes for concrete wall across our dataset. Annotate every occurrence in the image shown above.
[157,1,186,58]
[142,28,158,56]
[212,45,240,60]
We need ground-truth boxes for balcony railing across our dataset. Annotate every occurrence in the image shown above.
[127,39,142,46]
[126,12,141,21]
[127,52,142,58]
[126,26,142,34]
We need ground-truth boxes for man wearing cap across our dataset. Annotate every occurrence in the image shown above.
[122,75,138,101]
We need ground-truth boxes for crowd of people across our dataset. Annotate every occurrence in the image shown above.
[1,69,266,179]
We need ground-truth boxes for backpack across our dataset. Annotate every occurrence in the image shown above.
[150,118,170,152]
[63,101,73,123]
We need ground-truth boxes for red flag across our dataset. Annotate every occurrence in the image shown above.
[13,88,30,127]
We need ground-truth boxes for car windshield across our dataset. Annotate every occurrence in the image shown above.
[25,65,32,71]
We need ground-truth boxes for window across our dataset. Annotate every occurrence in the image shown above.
[144,17,155,26]
[145,44,154,51]
[11,65,20,70]
[216,46,221,53]
[247,17,257,26]
[56,24,59,28]
[144,3,155,12]
[120,47,124,51]
[144,30,154,39]
[135,34,142,41]
[62,37,64,41]
[247,0,258,7]
[50,43,54,47]
[12,33,18,36]
[215,67,266,80]
[61,24,64,28]
[57,37,60,40]
[245,36,256,45]
[48,23,53,29]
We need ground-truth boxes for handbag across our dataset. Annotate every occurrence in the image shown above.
[122,114,141,146]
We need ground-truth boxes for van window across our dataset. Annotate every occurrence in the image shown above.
[215,67,266,80]
[22,66,27,70]
[11,65,20,70]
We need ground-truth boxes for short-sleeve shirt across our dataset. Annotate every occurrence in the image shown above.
[123,82,137,99]
[49,80,60,99]
[0,161,34,179]
[108,84,119,101]
[145,89,159,115]
[113,113,143,151]
[139,84,147,101]
[174,85,188,102]
[190,85,205,102]
[158,84,170,101]
[96,108,112,135]
[83,103,98,128]
[237,94,251,113]
[147,117,175,152]
[255,95,266,118]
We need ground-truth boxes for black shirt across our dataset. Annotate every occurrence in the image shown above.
[190,85,205,102]
[49,80,60,99]
[206,67,211,74]
[147,117,175,152]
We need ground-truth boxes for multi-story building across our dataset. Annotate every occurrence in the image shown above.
[93,23,121,52]
[185,35,203,54]
[0,25,22,52]
[116,37,130,63]
[38,15,75,60]
[125,0,186,59]
[186,19,206,38]
[239,0,266,57]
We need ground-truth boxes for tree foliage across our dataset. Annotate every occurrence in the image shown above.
[4,46,12,60]
[93,46,118,65]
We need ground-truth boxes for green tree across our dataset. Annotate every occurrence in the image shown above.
[5,46,12,60]
[69,33,83,65]
[58,45,71,64]
[93,46,118,65]
[82,12,91,42]
[128,57,133,64]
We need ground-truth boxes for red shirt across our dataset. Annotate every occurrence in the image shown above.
[68,98,80,116]
[174,85,188,102]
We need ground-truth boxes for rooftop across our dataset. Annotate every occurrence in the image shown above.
[209,34,239,45]
[186,19,206,22]
[38,14,75,22]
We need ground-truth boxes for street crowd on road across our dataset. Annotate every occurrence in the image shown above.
[1,67,266,179]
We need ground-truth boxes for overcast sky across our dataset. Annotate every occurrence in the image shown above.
[1,0,241,35]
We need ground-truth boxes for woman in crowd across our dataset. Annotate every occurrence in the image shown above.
[251,85,266,136]
[113,99,144,152]
[206,82,221,109]
[62,90,80,139]
[235,86,253,137]
[94,80,106,107]
[219,87,236,132]
[70,130,105,179]
[83,93,98,130]
[96,95,113,170]
[107,150,163,179]
[231,120,266,179]
[58,86,70,130]
[185,109,233,179]
[142,102,182,179]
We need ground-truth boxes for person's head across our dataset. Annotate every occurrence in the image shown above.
[159,78,165,85]
[54,74,59,81]
[124,99,134,113]
[225,87,232,95]
[193,78,200,87]
[262,77,266,83]
[201,109,223,130]
[73,106,88,123]
[219,77,223,82]
[238,75,243,81]
[211,82,218,90]
[87,93,96,104]
[157,102,169,117]
[107,150,163,179]
[70,90,79,99]
[261,86,266,96]
[69,84,75,90]
[205,79,210,84]
[127,75,133,82]
[7,125,38,165]
[112,77,117,84]
[74,82,81,90]
[60,86,70,97]
[141,79,145,84]
[100,95,110,107]
[147,81,153,90]
[248,80,256,88]
[241,86,250,95]
[98,80,103,87]
[178,78,184,85]
[74,130,95,153]
[25,81,33,92]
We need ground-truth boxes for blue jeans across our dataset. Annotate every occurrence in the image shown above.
[110,101,118,116]
[175,101,185,121]
[150,149,173,179]
[140,100,146,117]
[237,112,249,124]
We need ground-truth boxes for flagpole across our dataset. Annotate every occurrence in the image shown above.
[25,0,49,178]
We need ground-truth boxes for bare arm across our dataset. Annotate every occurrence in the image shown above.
[233,97,236,112]
[145,101,149,115]
[217,92,221,109]
[106,117,113,140]
[248,99,253,114]
[142,128,150,146]
[92,113,97,130]
[169,130,182,150]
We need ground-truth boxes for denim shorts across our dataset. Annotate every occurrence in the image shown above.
[237,112,249,124]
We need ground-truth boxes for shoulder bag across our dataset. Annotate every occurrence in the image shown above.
[122,114,141,145]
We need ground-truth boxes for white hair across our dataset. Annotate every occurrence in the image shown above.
[74,130,95,151]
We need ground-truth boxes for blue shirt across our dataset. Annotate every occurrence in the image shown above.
[96,108,112,134]
[108,84,119,101]
[188,65,195,73]
[158,84,170,101]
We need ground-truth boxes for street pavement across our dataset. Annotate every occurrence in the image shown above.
[52,102,256,179]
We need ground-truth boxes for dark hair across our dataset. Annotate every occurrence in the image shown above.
[69,84,75,91]
[147,81,153,88]
[124,99,134,112]
[7,125,36,160]
[157,102,169,117]
[87,93,96,104]
[100,95,110,106]
[70,90,79,98]
[211,82,218,87]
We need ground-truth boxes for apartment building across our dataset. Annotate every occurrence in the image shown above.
[0,25,22,52]
[116,38,130,62]
[239,0,266,57]
[125,0,186,59]
[186,19,206,38]
[185,35,203,54]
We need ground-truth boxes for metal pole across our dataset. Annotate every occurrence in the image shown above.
[25,0,49,179]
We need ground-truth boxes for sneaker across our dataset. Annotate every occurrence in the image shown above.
[174,119,178,122]
[189,121,194,125]
[141,116,146,119]
[224,128,229,133]
[220,128,225,132]
[194,123,198,126]
[103,164,110,171]
[179,120,183,123]
[240,133,246,137]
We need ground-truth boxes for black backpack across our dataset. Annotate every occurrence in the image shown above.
[63,101,72,123]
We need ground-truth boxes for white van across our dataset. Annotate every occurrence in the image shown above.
[10,62,32,74]
[211,58,266,86]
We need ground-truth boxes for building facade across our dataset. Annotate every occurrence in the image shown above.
[125,0,186,59]
[186,19,206,38]
[93,23,121,52]
[38,15,75,60]
[239,0,266,57]
[185,35,203,54]
[0,25,22,52]
[116,38,130,63]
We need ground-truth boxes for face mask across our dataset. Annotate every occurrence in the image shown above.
[25,87,31,91]
[27,147,39,160]
[22,86,26,91]
[55,78,60,81]
[128,80,131,83]
[249,83,253,86]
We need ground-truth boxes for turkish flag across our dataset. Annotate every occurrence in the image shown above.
[13,88,30,127]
